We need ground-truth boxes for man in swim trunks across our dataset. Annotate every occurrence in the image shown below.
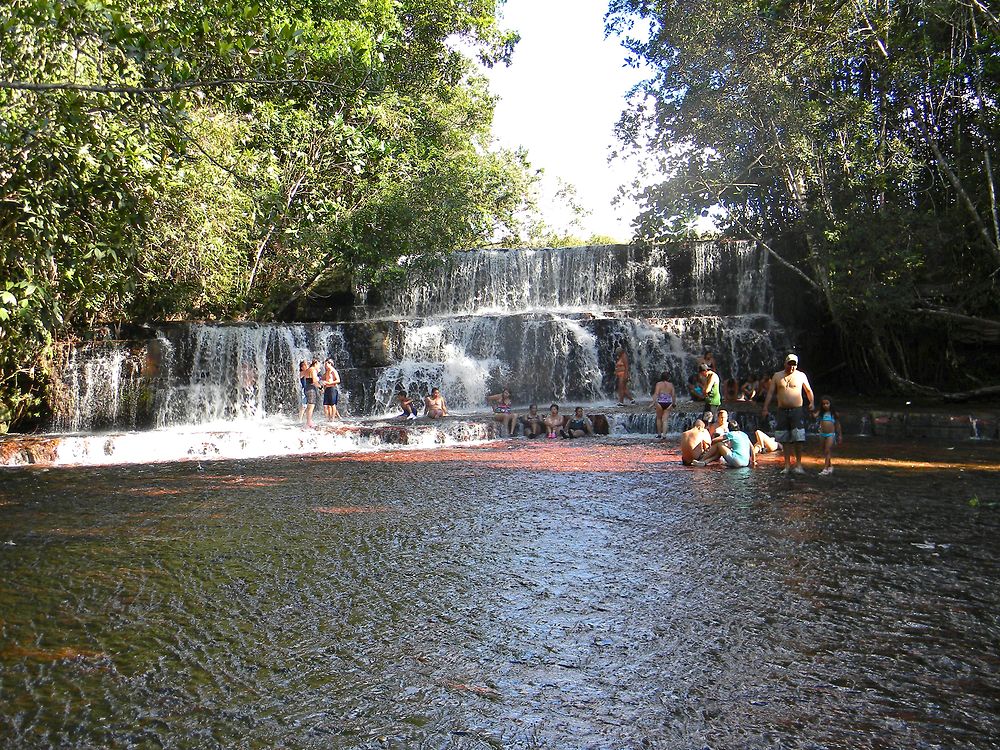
[762,353,814,475]
[563,406,594,438]
[424,387,448,419]
[321,358,341,420]
[691,419,756,468]
[680,418,712,465]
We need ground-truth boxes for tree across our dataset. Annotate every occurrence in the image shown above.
[0,0,536,431]
[607,0,1000,396]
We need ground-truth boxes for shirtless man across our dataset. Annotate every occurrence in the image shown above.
[424,387,448,419]
[320,359,341,420]
[762,353,815,474]
[711,408,729,438]
[680,418,712,466]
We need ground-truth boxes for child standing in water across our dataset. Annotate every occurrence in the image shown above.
[813,396,842,475]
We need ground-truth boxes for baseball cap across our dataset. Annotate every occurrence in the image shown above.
[785,353,798,364]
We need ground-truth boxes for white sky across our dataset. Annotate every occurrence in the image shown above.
[483,0,647,241]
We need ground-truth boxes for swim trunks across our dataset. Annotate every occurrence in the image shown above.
[775,406,806,443]
[323,386,339,406]
[305,384,319,406]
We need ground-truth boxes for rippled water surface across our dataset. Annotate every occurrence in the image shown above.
[1,439,999,749]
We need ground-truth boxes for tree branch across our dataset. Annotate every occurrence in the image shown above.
[910,106,1000,266]
[0,77,352,95]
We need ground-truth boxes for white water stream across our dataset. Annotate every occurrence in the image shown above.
[9,242,787,466]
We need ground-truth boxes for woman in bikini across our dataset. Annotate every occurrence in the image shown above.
[487,387,517,437]
[614,348,635,406]
[650,371,676,439]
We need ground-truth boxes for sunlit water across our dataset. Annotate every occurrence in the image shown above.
[1,439,998,748]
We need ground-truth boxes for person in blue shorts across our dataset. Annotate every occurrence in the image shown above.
[691,419,756,468]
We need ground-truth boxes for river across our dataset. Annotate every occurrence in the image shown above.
[1,438,998,748]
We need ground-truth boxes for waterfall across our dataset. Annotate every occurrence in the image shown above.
[51,342,146,432]
[47,242,788,433]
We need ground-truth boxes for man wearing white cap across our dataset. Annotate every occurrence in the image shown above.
[762,353,815,474]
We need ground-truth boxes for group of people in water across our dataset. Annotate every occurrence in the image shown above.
[679,352,843,475]
[299,347,843,474]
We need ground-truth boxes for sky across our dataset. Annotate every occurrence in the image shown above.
[483,0,648,241]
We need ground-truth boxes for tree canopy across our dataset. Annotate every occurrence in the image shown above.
[0,0,539,431]
[608,0,1000,396]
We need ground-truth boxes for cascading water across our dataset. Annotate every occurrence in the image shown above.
[27,241,790,464]
[50,341,146,433]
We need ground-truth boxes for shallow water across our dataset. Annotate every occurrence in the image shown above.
[1,439,999,749]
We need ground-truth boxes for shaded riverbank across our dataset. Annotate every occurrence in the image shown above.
[1,438,998,748]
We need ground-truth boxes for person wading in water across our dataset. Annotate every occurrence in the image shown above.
[762,353,815,475]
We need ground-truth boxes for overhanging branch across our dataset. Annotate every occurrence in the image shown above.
[0,77,351,95]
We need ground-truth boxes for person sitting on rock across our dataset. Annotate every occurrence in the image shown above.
[681,418,712,465]
[519,403,545,438]
[723,377,740,402]
[397,388,418,420]
[563,406,594,438]
[753,430,782,456]
[692,419,756,469]
[543,403,564,439]
[424,387,448,419]
[487,387,518,437]
[687,374,705,402]
[711,408,730,437]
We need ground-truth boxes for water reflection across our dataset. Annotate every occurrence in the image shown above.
[0,439,998,748]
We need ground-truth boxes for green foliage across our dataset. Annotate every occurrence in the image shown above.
[608,0,1000,391]
[0,0,537,431]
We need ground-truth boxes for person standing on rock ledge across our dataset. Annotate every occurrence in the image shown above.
[762,353,815,475]
[614,348,636,406]
[699,362,721,419]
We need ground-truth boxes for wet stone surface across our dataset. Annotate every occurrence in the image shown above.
[0,439,998,749]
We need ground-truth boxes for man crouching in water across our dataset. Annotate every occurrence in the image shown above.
[680,418,712,465]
